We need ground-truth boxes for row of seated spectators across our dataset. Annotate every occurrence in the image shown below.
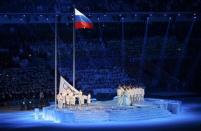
[54,40,136,95]
[125,36,183,60]
[60,66,137,95]
[0,0,200,13]
[0,58,54,109]
[73,0,201,12]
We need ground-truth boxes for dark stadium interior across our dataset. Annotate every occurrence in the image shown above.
[0,0,201,131]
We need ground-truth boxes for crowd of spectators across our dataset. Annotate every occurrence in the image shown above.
[0,0,200,13]
[73,0,201,12]
[0,20,199,108]
[0,58,54,109]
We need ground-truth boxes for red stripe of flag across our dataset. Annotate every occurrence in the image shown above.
[75,21,93,29]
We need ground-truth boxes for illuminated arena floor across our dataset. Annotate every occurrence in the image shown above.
[0,97,201,131]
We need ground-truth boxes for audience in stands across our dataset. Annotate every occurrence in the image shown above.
[0,0,200,12]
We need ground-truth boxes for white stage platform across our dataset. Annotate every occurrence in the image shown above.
[35,98,181,123]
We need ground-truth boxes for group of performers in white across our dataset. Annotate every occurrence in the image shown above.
[57,76,145,108]
[117,85,145,106]
[57,76,91,109]
[57,89,91,109]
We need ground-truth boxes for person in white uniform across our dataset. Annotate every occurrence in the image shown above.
[117,86,122,106]
[61,92,66,108]
[69,92,74,106]
[130,87,134,106]
[87,93,91,105]
[142,88,145,102]
[57,93,63,109]
[79,94,85,106]
[65,95,70,107]
[125,88,131,106]
[78,91,83,106]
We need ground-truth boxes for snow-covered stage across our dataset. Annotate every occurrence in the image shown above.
[33,76,182,124]
[36,98,181,124]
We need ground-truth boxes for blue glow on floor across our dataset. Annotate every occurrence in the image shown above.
[0,99,201,129]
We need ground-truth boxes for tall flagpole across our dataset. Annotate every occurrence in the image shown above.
[54,14,58,109]
[73,8,75,88]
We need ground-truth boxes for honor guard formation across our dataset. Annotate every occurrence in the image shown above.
[117,85,145,106]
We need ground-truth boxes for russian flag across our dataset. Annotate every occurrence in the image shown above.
[75,8,93,29]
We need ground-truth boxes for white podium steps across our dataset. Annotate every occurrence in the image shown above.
[73,106,171,123]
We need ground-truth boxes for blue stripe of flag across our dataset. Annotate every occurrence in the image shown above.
[75,15,92,23]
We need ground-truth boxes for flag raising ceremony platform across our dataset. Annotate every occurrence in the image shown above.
[36,98,181,123]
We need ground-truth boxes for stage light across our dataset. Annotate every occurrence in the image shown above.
[135,14,137,16]
[193,13,196,16]
[40,14,43,17]
[46,18,49,21]
[177,13,181,16]
[193,16,197,19]
[169,17,172,20]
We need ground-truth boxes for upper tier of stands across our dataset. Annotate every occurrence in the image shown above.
[0,0,200,13]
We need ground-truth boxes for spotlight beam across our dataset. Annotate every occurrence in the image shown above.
[173,21,195,79]
[167,20,195,91]
[139,18,149,79]
[121,18,125,67]
[152,19,171,88]
[98,18,104,47]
